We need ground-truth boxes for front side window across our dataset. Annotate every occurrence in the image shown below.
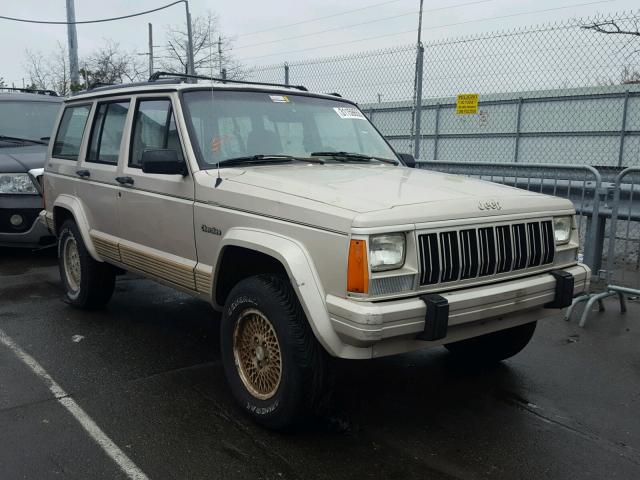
[130,99,184,168]
[87,101,130,165]
[52,104,91,160]
[181,90,396,167]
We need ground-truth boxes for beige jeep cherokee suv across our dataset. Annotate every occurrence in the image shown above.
[43,74,589,429]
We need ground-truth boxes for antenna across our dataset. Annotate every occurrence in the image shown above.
[208,17,222,188]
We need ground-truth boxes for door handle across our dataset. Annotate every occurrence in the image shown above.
[76,169,90,178]
[115,176,134,186]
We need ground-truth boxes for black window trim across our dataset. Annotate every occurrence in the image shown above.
[128,96,185,170]
[52,102,92,161]
[86,99,131,167]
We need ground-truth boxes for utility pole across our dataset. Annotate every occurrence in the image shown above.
[218,36,223,77]
[184,0,195,75]
[66,0,80,89]
[412,0,425,159]
[148,23,154,76]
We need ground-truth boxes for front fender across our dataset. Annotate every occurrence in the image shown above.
[53,194,101,261]
[216,227,369,359]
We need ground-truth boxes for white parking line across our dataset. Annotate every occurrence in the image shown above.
[0,328,149,480]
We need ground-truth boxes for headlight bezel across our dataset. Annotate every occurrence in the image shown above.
[0,172,39,195]
[553,215,572,244]
[369,232,406,272]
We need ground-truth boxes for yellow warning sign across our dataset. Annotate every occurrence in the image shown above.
[456,93,479,115]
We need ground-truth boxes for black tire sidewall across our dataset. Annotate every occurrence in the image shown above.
[58,221,84,303]
[221,277,305,429]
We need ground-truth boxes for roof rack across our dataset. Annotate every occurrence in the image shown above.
[0,87,58,97]
[148,71,308,92]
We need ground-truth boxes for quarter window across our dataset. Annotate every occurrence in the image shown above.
[87,101,130,165]
[130,99,184,168]
[52,105,91,160]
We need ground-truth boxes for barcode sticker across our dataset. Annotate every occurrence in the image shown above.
[269,95,290,103]
[333,107,366,120]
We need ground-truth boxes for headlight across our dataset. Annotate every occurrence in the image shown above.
[0,173,38,194]
[553,216,572,244]
[369,233,406,271]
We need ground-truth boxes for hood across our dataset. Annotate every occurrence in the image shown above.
[0,144,47,173]
[207,163,574,230]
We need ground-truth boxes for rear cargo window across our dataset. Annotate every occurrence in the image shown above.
[52,105,91,160]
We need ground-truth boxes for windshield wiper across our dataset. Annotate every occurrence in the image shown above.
[216,154,324,167]
[310,151,397,165]
[0,135,47,145]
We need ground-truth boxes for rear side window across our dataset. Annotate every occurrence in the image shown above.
[87,101,130,165]
[52,105,91,160]
[129,99,184,168]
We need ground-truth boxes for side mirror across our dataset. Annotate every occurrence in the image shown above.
[397,153,416,168]
[141,149,186,175]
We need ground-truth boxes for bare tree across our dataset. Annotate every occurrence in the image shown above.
[24,41,145,95]
[24,42,71,95]
[160,11,242,78]
[83,41,146,86]
[583,20,640,84]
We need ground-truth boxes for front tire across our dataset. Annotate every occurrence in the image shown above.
[220,274,327,430]
[58,220,115,309]
[444,321,537,364]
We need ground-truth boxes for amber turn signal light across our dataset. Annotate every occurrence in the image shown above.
[347,239,368,293]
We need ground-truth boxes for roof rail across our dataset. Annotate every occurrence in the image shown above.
[148,71,308,92]
[0,87,59,97]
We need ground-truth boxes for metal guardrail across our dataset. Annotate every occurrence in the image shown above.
[567,167,640,327]
[419,161,604,271]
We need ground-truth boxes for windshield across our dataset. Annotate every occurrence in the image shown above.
[0,100,61,142]
[181,90,397,167]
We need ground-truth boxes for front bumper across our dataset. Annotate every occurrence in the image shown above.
[327,264,590,354]
[0,195,53,247]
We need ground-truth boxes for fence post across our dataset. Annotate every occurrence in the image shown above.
[513,97,523,162]
[618,90,629,167]
[433,103,440,160]
[583,168,605,272]
[284,62,289,86]
[413,44,424,160]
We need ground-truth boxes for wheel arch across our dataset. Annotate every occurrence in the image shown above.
[52,195,101,261]
[213,228,348,358]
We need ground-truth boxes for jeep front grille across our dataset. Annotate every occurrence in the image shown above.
[418,220,554,286]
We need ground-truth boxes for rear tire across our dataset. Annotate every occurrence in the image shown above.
[58,220,115,309]
[444,321,537,364]
[220,274,328,430]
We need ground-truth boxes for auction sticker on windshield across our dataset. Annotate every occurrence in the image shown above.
[269,95,290,103]
[334,107,366,120]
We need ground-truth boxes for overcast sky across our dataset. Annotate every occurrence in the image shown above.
[1,0,637,86]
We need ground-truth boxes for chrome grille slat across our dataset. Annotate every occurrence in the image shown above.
[418,219,555,286]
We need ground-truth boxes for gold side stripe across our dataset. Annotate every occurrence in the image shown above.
[195,270,212,294]
[91,235,121,262]
[45,214,55,233]
[119,245,196,290]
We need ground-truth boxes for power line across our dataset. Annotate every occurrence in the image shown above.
[0,1,185,24]
[234,11,417,50]
[237,0,615,62]
[235,0,406,38]
[235,0,495,39]
[234,0,496,51]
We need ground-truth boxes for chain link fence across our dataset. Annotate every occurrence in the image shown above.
[242,10,640,168]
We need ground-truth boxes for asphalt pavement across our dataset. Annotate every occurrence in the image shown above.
[1,246,639,480]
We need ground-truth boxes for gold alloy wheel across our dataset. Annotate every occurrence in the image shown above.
[233,308,283,400]
[63,234,81,293]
